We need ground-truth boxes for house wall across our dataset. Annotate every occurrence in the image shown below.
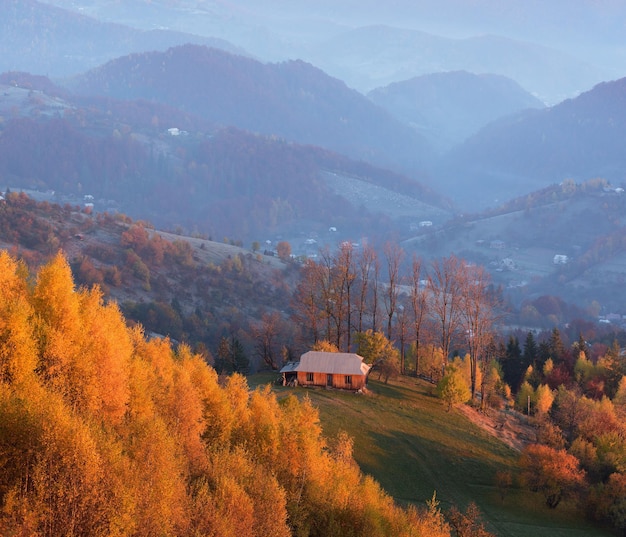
[296,371,366,390]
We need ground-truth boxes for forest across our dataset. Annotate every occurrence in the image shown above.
[0,250,479,536]
[1,195,626,534]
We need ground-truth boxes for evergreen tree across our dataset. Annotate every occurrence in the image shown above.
[523,331,538,370]
[215,335,250,375]
[549,328,566,363]
[500,336,523,390]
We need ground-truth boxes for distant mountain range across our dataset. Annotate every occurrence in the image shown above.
[437,77,626,209]
[37,0,625,104]
[0,72,449,243]
[3,38,626,228]
[305,25,605,104]
[0,0,245,77]
[369,71,545,152]
[64,44,433,171]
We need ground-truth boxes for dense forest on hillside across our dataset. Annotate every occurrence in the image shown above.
[0,250,487,536]
[0,84,442,241]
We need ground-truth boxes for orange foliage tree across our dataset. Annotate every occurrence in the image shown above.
[0,251,455,536]
[519,443,586,508]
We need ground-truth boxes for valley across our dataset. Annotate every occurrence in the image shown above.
[2,2,626,536]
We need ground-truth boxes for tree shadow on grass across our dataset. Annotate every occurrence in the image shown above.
[367,379,413,399]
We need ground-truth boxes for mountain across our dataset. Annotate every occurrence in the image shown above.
[0,0,245,77]
[368,71,545,152]
[39,0,626,104]
[0,74,449,244]
[64,44,433,172]
[305,25,607,104]
[435,77,626,210]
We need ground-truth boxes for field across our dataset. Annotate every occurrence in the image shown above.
[249,373,614,537]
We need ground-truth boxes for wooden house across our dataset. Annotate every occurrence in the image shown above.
[280,351,371,391]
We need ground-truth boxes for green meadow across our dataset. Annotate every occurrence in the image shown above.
[249,373,614,537]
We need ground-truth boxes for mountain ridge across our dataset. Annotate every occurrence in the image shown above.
[435,76,626,209]
[64,44,433,172]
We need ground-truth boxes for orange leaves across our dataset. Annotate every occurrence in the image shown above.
[519,443,586,508]
[0,252,38,388]
[0,251,456,536]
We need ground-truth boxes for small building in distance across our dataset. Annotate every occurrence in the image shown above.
[280,351,371,391]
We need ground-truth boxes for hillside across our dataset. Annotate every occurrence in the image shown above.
[0,74,449,243]
[0,250,465,536]
[251,373,613,537]
[436,77,626,210]
[368,71,545,152]
[64,44,433,171]
[402,179,626,317]
[0,192,299,368]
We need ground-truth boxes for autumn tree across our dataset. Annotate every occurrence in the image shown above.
[311,340,339,353]
[0,252,38,388]
[276,241,292,261]
[355,244,377,335]
[215,335,249,375]
[382,241,404,342]
[437,364,471,411]
[447,502,495,537]
[355,330,399,383]
[590,472,626,535]
[334,242,357,351]
[519,444,586,508]
[291,259,326,344]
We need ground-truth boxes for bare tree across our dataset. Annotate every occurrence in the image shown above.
[460,264,502,402]
[334,242,357,351]
[383,242,404,341]
[291,258,326,344]
[252,311,282,369]
[427,255,466,369]
[356,245,376,335]
[370,248,381,333]
[395,301,410,375]
[409,255,428,377]
[318,247,336,345]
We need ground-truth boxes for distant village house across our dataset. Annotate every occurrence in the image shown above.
[280,351,371,391]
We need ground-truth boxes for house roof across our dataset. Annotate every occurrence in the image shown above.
[280,351,371,376]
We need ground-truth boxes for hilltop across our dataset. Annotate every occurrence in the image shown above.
[368,71,545,152]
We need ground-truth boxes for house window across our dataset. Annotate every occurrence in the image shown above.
[345,375,352,385]
[306,372,313,383]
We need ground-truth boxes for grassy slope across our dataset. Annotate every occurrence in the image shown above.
[249,373,613,537]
